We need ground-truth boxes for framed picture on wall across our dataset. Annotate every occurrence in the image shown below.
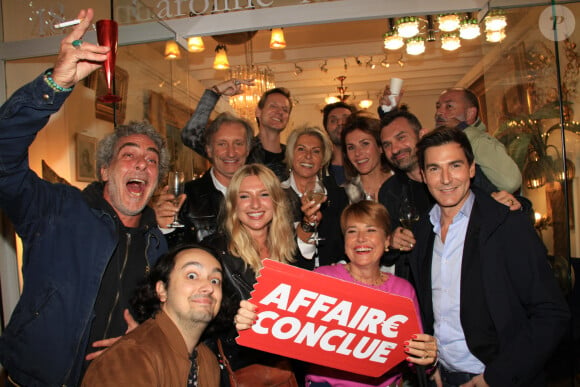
[76,134,97,182]
[84,66,129,125]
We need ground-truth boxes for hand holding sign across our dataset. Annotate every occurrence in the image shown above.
[236,260,424,378]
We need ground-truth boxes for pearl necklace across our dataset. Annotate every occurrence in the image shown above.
[345,263,386,286]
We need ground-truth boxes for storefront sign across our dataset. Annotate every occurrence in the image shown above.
[130,0,329,20]
[236,259,421,377]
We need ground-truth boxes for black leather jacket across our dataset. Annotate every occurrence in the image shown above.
[167,170,223,247]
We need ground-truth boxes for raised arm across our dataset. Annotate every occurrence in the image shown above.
[181,78,253,157]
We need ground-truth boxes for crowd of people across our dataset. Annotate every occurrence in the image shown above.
[0,9,571,387]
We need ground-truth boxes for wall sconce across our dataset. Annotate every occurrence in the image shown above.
[534,212,552,240]
[213,44,230,70]
[406,37,425,56]
[438,14,460,32]
[441,32,461,51]
[164,40,181,60]
[553,156,576,182]
[396,17,420,38]
[270,28,286,49]
[523,152,553,189]
[459,18,481,39]
[187,36,205,53]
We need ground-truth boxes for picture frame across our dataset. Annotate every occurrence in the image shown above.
[84,66,129,125]
[76,134,97,182]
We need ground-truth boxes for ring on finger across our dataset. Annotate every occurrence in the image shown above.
[72,39,83,49]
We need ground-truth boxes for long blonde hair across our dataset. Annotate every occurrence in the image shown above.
[224,164,296,272]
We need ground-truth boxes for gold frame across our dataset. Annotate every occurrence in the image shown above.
[75,133,97,182]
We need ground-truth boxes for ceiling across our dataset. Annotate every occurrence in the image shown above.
[160,15,505,112]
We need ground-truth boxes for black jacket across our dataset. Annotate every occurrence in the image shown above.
[168,170,223,247]
[408,188,569,386]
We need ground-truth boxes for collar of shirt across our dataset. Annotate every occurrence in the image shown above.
[429,190,475,235]
[209,168,227,196]
[282,173,325,197]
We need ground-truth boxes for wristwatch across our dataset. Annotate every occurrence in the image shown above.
[300,220,316,233]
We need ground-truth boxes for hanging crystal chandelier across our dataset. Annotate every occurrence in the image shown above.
[227,39,275,121]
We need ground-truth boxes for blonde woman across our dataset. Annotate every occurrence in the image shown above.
[202,163,299,385]
[282,126,349,270]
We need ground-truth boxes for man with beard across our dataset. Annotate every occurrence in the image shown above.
[435,88,521,193]
[0,10,169,386]
[181,82,293,181]
[378,110,522,279]
[82,245,225,386]
[321,102,357,185]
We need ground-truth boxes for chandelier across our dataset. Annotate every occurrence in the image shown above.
[383,11,505,56]
[218,34,275,121]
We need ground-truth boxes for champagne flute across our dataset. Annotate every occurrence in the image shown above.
[399,198,419,230]
[96,19,122,103]
[167,171,185,228]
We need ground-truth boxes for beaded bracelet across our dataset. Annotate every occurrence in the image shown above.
[44,70,74,93]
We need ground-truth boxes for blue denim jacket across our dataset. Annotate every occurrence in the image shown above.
[0,73,167,386]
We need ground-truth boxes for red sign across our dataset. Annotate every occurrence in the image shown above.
[236,259,421,377]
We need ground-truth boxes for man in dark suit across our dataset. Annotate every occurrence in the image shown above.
[409,127,569,386]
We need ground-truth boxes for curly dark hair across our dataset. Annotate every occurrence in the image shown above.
[130,243,237,337]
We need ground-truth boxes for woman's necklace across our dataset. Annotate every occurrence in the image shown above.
[345,263,386,286]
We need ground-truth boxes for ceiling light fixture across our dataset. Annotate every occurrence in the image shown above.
[325,95,340,104]
[366,57,376,69]
[438,13,461,32]
[406,36,425,55]
[213,44,230,69]
[320,60,329,73]
[384,31,404,50]
[269,28,286,49]
[426,15,437,42]
[486,28,506,43]
[293,63,303,76]
[396,16,420,38]
[459,18,481,39]
[380,55,390,68]
[358,92,373,109]
[164,40,181,60]
[187,36,205,52]
[485,12,507,32]
[441,32,461,51]
[228,38,275,121]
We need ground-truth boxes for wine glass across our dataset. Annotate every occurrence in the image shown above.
[304,180,326,264]
[96,19,122,103]
[167,171,185,228]
[305,180,326,205]
[399,198,419,230]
